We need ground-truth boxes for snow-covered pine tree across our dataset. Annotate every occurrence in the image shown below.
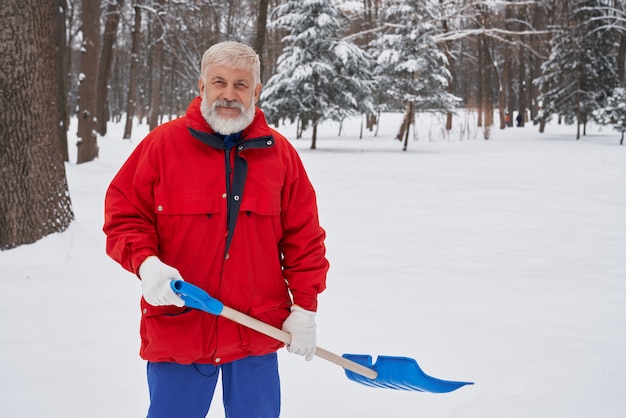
[368,0,458,150]
[260,0,374,149]
[594,87,626,145]
[535,0,619,139]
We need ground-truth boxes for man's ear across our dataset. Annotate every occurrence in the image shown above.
[253,83,262,103]
[198,78,205,96]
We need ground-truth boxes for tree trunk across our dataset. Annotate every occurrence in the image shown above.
[96,0,122,136]
[296,118,302,139]
[440,0,454,131]
[0,0,74,249]
[148,0,165,131]
[401,102,413,151]
[123,3,142,140]
[365,113,377,131]
[506,38,515,128]
[499,61,507,131]
[168,57,177,119]
[617,32,626,87]
[500,2,512,130]
[64,0,79,133]
[255,0,270,81]
[482,34,494,140]
[359,115,363,139]
[529,3,546,121]
[575,90,581,140]
[516,5,527,128]
[54,0,69,161]
[396,102,414,151]
[477,34,484,128]
[76,0,101,163]
[396,102,413,141]
[311,120,318,150]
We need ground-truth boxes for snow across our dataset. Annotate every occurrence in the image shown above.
[1,112,625,417]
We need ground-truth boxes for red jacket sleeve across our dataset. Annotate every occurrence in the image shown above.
[103,138,159,275]
[278,138,329,312]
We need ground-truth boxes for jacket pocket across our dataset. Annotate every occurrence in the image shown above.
[239,192,280,216]
[238,192,282,245]
[154,192,223,215]
[153,192,223,245]
[140,299,208,363]
[141,302,191,317]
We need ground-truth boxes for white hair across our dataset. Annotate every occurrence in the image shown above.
[200,41,260,85]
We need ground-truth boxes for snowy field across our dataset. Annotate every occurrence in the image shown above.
[1,110,625,418]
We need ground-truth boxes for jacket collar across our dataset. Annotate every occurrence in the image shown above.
[186,96,274,150]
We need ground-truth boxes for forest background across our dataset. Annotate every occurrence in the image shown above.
[1,0,625,248]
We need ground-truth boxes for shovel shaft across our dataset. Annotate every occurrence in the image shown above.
[314,347,378,380]
[220,306,378,380]
[221,306,291,344]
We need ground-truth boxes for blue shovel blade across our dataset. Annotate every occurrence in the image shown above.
[170,280,224,315]
[342,354,473,393]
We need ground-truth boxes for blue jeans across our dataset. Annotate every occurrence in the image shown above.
[146,353,280,418]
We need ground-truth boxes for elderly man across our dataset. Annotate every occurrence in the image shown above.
[104,41,329,418]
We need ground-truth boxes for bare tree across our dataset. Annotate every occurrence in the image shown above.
[0,0,74,250]
[148,0,166,131]
[96,0,122,136]
[440,0,457,131]
[477,6,495,139]
[515,2,528,128]
[123,2,143,139]
[255,0,270,80]
[618,32,626,86]
[55,0,70,161]
[76,0,101,163]
[528,2,548,121]
[499,1,513,130]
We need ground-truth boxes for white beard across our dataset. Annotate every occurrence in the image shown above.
[201,96,255,135]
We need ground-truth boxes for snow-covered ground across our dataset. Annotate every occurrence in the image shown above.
[1,111,624,417]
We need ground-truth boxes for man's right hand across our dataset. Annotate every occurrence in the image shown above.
[138,256,185,307]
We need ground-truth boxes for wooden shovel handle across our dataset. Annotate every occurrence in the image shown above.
[221,306,378,380]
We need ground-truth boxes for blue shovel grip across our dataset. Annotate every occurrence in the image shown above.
[170,280,224,315]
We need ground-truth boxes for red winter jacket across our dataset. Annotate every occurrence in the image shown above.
[104,97,328,365]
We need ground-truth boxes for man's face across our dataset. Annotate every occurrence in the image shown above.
[198,64,262,135]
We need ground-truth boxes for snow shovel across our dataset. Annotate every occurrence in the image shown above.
[170,280,473,393]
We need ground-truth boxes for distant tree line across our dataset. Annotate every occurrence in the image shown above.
[60,0,626,153]
[1,0,625,249]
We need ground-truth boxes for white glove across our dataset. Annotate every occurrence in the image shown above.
[282,305,317,361]
[138,256,185,307]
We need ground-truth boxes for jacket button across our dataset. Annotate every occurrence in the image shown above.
[143,308,147,314]
[157,205,163,212]
[221,193,227,198]
[233,195,240,201]
[225,253,230,259]
[238,145,244,151]
[266,140,273,146]
[215,358,221,363]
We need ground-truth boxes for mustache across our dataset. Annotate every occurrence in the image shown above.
[212,99,244,111]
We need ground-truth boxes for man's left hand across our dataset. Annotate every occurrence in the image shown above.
[282,305,317,361]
